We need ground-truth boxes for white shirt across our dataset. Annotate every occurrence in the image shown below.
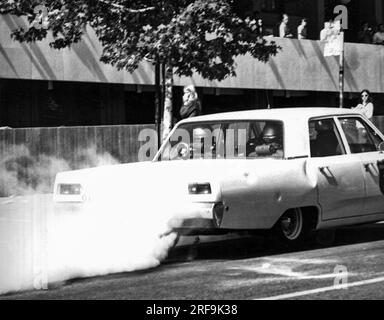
[373,32,384,44]
[354,102,374,120]
[279,22,291,38]
[297,25,306,39]
[320,29,326,41]
[320,27,333,41]
[279,23,286,37]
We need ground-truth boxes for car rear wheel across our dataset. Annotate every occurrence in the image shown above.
[274,208,307,246]
[280,208,303,240]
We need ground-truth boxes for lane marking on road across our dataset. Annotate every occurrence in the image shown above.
[230,256,346,281]
[256,276,384,300]
[230,264,345,280]
[263,257,337,265]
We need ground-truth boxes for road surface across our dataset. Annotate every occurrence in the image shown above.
[2,218,384,300]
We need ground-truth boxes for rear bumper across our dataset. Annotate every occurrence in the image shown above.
[175,219,217,235]
[168,202,225,233]
[53,202,84,215]
[53,200,226,234]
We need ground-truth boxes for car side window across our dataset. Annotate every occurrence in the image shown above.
[339,117,382,154]
[309,119,344,158]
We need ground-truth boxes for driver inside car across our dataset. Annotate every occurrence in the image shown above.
[248,123,284,159]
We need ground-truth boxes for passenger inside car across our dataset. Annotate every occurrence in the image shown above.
[248,122,284,159]
[310,119,343,157]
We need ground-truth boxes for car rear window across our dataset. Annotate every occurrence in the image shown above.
[158,120,284,161]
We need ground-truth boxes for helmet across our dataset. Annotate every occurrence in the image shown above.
[262,123,282,144]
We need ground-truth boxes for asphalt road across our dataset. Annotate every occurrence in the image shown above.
[2,219,384,300]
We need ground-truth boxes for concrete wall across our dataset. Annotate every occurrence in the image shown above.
[1,14,384,93]
[178,39,384,93]
[0,15,154,85]
[0,124,155,196]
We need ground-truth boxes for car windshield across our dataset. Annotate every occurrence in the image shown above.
[156,120,284,161]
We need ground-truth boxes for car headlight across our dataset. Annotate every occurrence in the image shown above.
[188,183,211,195]
[58,184,82,195]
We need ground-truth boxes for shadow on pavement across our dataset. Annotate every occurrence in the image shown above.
[14,223,384,292]
[166,223,384,263]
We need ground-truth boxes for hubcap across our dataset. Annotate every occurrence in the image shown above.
[280,209,303,241]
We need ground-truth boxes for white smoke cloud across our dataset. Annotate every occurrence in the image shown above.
[0,145,179,295]
[0,145,118,196]
[0,145,68,196]
[47,201,179,284]
[47,189,180,284]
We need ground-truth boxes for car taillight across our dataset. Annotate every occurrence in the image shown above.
[213,202,225,227]
[58,184,82,195]
[188,183,211,195]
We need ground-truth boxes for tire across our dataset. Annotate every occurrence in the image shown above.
[274,208,307,247]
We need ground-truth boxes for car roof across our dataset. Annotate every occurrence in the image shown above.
[179,107,361,124]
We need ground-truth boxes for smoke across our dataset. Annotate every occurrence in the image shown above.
[48,198,179,283]
[0,145,118,196]
[0,145,179,295]
[0,145,69,196]
[47,165,184,284]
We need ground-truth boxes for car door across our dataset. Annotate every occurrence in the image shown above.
[307,117,366,220]
[219,120,287,229]
[338,116,384,215]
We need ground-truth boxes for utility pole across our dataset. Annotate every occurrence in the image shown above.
[339,30,345,108]
[155,63,161,149]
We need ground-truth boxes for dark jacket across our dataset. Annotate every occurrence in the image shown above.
[180,99,202,119]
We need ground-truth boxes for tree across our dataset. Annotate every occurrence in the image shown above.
[0,0,280,141]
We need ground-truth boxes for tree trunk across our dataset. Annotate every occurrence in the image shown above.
[162,65,174,142]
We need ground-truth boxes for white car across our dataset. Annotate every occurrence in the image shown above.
[54,108,384,245]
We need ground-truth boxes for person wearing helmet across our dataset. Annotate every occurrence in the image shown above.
[262,123,282,143]
[249,123,284,158]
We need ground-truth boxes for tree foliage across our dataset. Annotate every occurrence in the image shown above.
[0,0,280,81]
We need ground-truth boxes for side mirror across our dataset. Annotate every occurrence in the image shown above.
[379,142,384,152]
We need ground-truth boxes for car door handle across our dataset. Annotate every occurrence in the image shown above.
[364,163,375,172]
[319,166,333,178]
